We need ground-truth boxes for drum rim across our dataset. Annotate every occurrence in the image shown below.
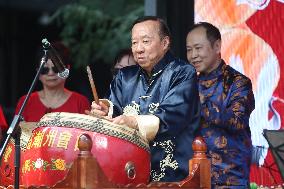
[36,112,150,152]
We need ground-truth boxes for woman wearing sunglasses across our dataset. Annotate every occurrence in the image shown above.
[14,42,90,122]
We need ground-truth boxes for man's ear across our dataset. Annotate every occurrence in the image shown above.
[162,36,170,50]
[214,39,221,54]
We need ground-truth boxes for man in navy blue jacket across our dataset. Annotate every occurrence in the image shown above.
[90,16,200,182]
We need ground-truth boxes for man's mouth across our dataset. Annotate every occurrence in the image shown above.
[192,61,202,67]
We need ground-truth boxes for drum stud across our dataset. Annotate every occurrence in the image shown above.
[125,161,136,179]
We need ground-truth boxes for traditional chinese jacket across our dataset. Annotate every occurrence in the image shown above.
[198,60,255,188]
[108,52,200,182]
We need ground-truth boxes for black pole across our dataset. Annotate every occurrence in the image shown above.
[0,48,48,189]
[14,128,21,188]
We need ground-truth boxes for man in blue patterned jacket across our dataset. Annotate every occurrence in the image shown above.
[90,16,200,182]
[186,22,255,188]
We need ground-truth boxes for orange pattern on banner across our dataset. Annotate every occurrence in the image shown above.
[221,28,278,91]
[195,0,256,28]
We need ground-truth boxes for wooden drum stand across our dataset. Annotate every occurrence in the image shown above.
[0,135,211,189]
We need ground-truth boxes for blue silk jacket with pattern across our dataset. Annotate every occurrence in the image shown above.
[108,52,200,182]
[198,60,255,188]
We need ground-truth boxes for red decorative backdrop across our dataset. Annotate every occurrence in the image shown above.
[195,0,284,186]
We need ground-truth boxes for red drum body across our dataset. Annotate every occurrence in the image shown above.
[0,112,150,187]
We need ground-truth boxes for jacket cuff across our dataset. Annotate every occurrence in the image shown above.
[134,115,159,142]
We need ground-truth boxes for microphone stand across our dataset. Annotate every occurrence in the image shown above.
[0,50,48,189]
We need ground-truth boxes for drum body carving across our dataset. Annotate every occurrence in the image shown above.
[0,112,150,187]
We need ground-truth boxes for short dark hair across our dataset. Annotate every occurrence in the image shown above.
[188,22,221,46]
[132,16,171,41]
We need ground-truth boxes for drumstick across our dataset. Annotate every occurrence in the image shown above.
[86,66,99,104]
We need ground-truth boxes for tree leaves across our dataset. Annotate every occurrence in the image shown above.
[50,0,144,68]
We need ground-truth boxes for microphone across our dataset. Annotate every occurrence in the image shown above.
[41,38,69,79]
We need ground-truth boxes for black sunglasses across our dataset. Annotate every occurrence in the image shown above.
[40,66,59,75]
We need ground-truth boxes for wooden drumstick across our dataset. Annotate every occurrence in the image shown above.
[86,66,99,104]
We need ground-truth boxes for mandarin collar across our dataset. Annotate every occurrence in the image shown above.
[199,60,226,81]
[139,51,174,78]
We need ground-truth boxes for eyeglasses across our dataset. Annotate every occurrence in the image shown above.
[40,66,59,75]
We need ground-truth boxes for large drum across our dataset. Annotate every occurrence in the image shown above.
[0,112,150,187]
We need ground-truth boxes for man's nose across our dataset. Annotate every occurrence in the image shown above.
[136,42,144,52]
[191,49,198,58]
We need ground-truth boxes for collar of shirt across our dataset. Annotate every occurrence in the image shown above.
[199,59,226,81]
[139,51,174,83]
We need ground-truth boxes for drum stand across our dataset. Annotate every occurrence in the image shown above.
[0,49,48,189]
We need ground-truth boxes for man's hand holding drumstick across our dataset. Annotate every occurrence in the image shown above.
[86,66,138,129]
[86,66,110,117]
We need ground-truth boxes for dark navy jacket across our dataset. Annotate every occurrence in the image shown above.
[108,52,200,182]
